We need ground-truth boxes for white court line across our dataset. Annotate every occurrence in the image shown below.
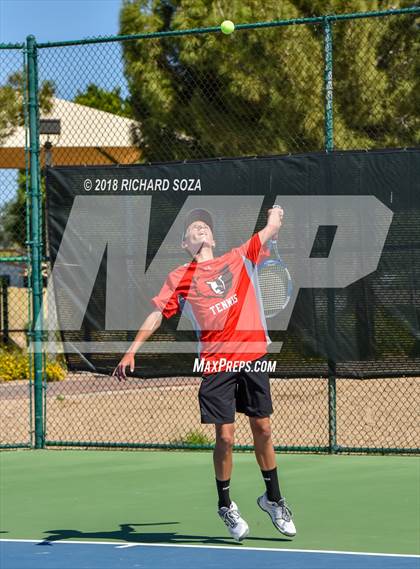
[0,539,419,558]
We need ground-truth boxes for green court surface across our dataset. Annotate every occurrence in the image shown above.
[0,450,419,555]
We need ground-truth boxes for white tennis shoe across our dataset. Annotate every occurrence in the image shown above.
[218,501,249,542]
[257,492,296,537]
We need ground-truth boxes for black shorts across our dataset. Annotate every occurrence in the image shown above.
[198,356,273,424]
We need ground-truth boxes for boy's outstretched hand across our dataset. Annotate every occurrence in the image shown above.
[112,353,135,381]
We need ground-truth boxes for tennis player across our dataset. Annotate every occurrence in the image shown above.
[113,207,296,542]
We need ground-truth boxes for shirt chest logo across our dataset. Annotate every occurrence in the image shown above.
[192,265,233,299]
[206,275,226,295]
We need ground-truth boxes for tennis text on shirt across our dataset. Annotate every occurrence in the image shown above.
[151,233,271,373]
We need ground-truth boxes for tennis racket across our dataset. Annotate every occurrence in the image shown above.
[257,238,293,319]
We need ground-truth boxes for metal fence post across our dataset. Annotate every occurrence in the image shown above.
[1,276,10,344]
[323,17,334,152]
[323,17,338,453]
[26,35,44,449]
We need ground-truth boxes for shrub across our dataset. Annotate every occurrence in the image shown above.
[0,348,28,381]
[0,346,66,381]
[172,430,214,448]
[45,360,66,382]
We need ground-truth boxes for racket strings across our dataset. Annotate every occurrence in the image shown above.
[258,264,290,318]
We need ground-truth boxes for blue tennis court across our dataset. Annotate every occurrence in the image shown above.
[1,540,419,569]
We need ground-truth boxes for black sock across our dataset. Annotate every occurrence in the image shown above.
[216,478,231,509]
[261,467,282,503]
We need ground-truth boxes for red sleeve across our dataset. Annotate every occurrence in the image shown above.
[234,233,270,264]
[151,272,181,319]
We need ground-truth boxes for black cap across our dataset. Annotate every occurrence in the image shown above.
[183,208,214,240]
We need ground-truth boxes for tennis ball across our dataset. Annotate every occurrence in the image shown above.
[56,394,65,401]
[221,20,235,35]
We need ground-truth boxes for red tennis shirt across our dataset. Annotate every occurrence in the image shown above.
[151,233,271,371]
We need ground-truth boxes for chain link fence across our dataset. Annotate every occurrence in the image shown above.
[0,7,419,452]
[0,45,33,448]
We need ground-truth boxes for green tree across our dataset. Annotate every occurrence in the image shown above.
[332,1,420,148]
[0,71,55,143]
[0,71,55,249]
[0,205,14,248]
[1,170,32,249]
[74,83,132,117]
[0,169,48,250]
[119,0,418,160]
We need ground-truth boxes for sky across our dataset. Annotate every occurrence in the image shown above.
[0,0,126,207]
[0,0,128,96]
[0,0,122,44]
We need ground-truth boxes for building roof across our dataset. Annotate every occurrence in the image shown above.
[0,97,142,168]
